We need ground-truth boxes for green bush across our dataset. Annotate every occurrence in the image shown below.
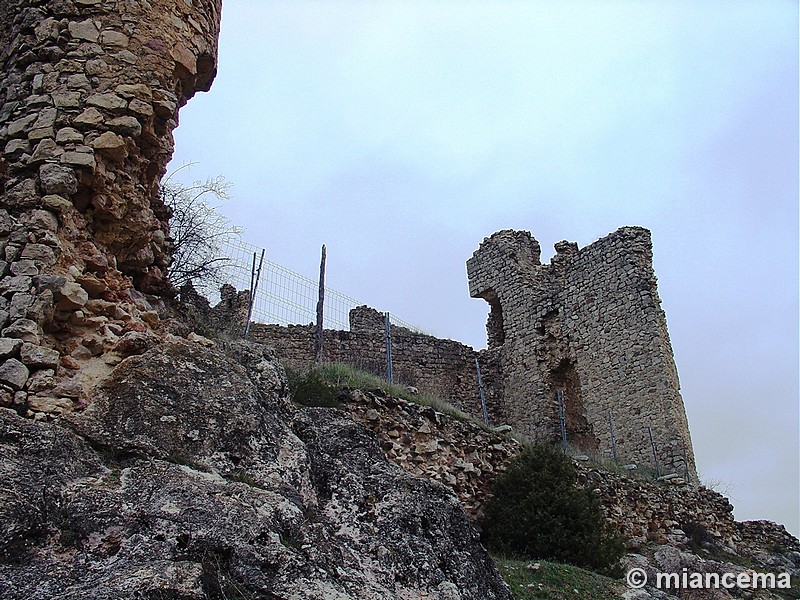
[483,444,625,576]
[286,367,344,408]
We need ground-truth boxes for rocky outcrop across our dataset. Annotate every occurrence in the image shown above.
[0,340,512,599]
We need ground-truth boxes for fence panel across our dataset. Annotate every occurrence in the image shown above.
[197,234,424,333]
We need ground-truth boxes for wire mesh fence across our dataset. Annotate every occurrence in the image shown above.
[196,233,425,333]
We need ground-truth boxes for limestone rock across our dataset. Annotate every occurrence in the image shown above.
[68,19,100,42]
[0,341,514,600]
[61,150,96,169]
[106,116,141,136]
[4,138,30,157]
[41,194,72,213]
[19,343,59,369]
[111,331,159,357]
[9,293,33,320]
[0,275,32,296]
[52,91,82,108]
[99,30,129,47]
[55,127,83,143]
[55,281,89,310]
[38,163,77,195]
[0,358,29,390]
[27,396,73,414]
[75,273,108,297]
[73,107,104,127]
[26,369,54,393]
[0,338,22,360]
[2,319,40,344]
[51,379,83,399]
[29,139,62,164]
[20,244,57,267]
[86,92,127,112]
[90,131,127,161]
[3,179,38,209]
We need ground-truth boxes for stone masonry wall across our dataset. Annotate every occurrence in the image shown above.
[467,227,697,481]
[249,305,495,420]
[0,0,222,415]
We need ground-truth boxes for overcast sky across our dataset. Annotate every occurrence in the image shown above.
[169,1,799,536]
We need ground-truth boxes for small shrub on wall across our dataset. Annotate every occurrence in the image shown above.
[483,443,625,576]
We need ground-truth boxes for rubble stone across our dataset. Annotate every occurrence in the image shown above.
[19,342,60,369]
[0,338,23,360]
[0,358,29,390]
[55,281,88,310]
[38,163,78,195]
[2,318,41,344]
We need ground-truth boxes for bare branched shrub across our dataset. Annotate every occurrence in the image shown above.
[160,167,241,292]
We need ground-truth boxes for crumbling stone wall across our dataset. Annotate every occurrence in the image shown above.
[342,387,521,522]
[249,306,491,418]
[467,227,697,481]
[0,0,222,414]
[341,385,775,563]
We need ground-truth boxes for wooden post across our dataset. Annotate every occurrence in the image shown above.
[243,249,264,340]
[314,244,326,363]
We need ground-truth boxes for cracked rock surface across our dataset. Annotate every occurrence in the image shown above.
[0,340,511,599]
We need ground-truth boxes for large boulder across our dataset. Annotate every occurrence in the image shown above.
[0,341,512,599]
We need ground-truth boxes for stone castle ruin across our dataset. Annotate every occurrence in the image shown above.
[2,4,798,597]
[0,0,695,484]
[468,228,697,482]
[246,227,697,482]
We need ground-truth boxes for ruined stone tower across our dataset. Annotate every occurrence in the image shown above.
[0,0,222,412]
[467,227,697,481]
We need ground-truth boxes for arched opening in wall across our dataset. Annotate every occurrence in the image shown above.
[482,290,505,348]
[550,358,598,453]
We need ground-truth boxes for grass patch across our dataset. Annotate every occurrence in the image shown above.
[58,519,79,547]
[494,556,624,600]
[568,446,660,483]
[229,469,262,488]
[286,362,476,424]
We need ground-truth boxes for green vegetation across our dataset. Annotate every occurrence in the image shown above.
[57,519,78,547]
[285,362,473,422]
[483,444,625,576]
[493,557,624,600]
[229,469,262,488]
[568,445,660,483]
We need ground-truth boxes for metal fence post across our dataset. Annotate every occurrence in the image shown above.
[648,426,661,477]
[384,312,393,384]
[557,389,567,452]
[475,357,489,427]
[243,248,264,340]
[314,245,326,363]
